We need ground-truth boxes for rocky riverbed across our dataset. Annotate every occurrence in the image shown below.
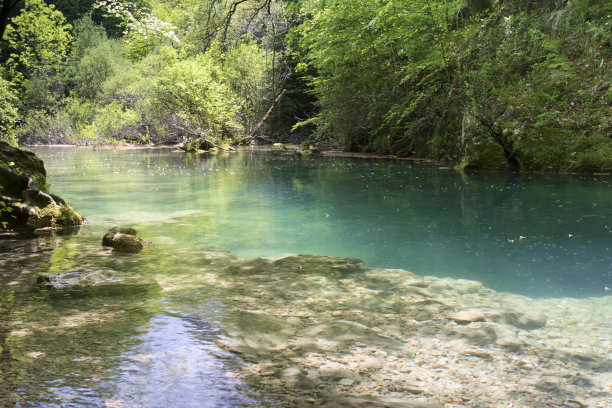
[1,238,610,407]
[209,256,611,408]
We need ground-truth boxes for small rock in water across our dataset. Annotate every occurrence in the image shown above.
[358,356,384,372]
[396,385,424,395]
[338,378,355,386]
[102,226,147,253]
[463,349,494,361]
[26,351,45,359]
[320,396,442,408]
[450,310,485,324]
[502,312,546,330]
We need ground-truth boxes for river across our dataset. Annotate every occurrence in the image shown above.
[0,146,610,407]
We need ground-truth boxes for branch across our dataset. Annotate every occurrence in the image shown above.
[243,88,286,143]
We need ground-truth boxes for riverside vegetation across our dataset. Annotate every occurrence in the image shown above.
[0,0,610,172]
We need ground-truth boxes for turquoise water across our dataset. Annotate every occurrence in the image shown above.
[35,147,611,298]
[1,146,611,407]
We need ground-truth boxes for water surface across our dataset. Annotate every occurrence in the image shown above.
[36,147,611,298]
[1,146,610,407]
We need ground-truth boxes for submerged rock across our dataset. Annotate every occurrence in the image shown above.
[501,311,547,330]
[36,268,115,291]
[225,254,366,278]
[450,310,485,324]
[0,142,83,232]
[102,226,147,252]
[36,267,159,297]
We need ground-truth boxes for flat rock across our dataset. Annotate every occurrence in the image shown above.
[502,312,547,330]
[450,310,485,324]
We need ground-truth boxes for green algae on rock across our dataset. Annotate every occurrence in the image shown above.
[102,226,148,253]
[0,142,83,232]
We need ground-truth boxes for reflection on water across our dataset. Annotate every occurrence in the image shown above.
[111,312,268,408]
[35,147,611,297]
[0,147,610,407]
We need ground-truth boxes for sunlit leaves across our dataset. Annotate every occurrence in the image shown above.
[5,0,73,84]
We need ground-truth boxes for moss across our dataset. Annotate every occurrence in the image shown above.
[514,126,573,172]
[460,139,511,171]
[25,203,83,230]
[568,134,612,173]
[0,142,47,192]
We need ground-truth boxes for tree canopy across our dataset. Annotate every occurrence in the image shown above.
[0,0,609,171]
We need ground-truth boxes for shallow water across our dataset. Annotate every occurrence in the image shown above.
[1,147,611,407]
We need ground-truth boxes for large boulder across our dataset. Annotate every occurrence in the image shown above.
[0,142,83,232]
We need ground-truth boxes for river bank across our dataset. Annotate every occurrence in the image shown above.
[22,143,612,174]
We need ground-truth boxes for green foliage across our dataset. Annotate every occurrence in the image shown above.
[222,41,269,133]
[71,14,107,59]
[94,0,179,60]
[150,52,240,143]
[82,102,140,142]
[291,0,612,171]
[16,109,74,144]
[4,0,73,111]
[0,78,19,145]
[294,0,466,152]
[2,0,608,172]
[71,37,124,99]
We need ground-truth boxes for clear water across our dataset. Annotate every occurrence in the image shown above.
[35,147,611,298]
[1,147,610,407]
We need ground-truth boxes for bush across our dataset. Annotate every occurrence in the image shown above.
[80,102,141,143]
[70,39,124,99]
[16,110,73,144]
[150,54,240,143]
[222,41,269,134]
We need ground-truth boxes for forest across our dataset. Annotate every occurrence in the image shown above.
[0,0,610,172]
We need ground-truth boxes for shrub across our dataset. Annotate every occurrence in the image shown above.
[150,54,240,143]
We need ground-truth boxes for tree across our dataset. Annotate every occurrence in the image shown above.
[0,77,19,144]
[4,0,72,110]
[150,53,240,145]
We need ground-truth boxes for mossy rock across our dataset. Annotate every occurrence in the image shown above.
[25,203,83,230]
[515,126,573,171]
[0,141,47,195]
[102,227,147,253]
[0,142,83,232]
[460,140,511,171]
[183,137,214,152]
[1,197,83,232]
